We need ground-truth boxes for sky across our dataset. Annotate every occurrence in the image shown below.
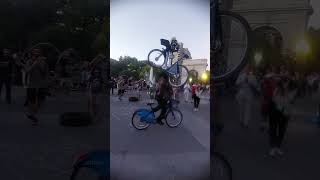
[110,0,210,64]
[309,0,320,28]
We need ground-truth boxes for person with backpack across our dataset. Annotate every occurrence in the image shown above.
[0,48,14,104]
[152,72,173,125]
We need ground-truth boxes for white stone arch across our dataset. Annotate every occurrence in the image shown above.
[232,0,313,52]
[253,25,284,50]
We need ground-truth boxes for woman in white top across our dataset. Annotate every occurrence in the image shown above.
[235,65,259,128]
[269,78,296,156]
[184,82,191,103]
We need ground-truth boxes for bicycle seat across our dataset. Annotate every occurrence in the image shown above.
[147,102,155,106]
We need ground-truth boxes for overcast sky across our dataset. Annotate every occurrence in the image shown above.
[110,0,210,63]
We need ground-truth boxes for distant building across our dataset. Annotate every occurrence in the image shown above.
[182,59,208,77]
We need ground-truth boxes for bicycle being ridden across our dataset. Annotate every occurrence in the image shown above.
[131,72,183,130]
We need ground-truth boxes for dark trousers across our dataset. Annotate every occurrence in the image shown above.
[193,95,200,108]
[269,109,288,148]
[152,99,167,121]
[0,78,11,103]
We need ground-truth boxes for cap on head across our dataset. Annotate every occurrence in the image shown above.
[171,37,176,41]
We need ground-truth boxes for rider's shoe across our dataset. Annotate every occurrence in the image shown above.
[157,120,164,125]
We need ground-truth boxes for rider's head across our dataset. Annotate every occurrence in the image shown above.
[158,72,169,83]
[171,37,177,42]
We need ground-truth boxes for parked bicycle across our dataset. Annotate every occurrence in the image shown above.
[147,39,189,88]
[131,99,183,130]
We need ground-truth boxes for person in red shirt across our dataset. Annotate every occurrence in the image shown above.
[192,82,201,111]
[260,67,276,131]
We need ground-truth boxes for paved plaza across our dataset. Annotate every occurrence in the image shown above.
[0,87,107,180]
[110,90,210,180]
[216,93,320,180]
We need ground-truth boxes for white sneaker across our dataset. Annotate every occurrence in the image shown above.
[194,108,197,112]
[275,148,284,155]
[269,148,276,156]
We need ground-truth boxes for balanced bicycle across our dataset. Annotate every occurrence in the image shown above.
[211,0,252,82]
[131,99,183,130]
[147,39,189,88]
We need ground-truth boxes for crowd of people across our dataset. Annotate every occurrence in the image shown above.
[234,64,320,156]
[0,47,107,126]
[110,71,210,117]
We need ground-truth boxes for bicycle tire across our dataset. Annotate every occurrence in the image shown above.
[131,110,150,130]
[212,152,232,180]
[147,49,166,68]
[212,10,252,83]
[165,108,183,128]
[168,65,189,87]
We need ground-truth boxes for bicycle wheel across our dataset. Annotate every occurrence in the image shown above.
[212,152,232,180]
[165,108,183,128]
[147,49,166,68]
[70,167,106,180]
[168,65,189,87]
[212,10,252,82]
[131,111,150,130]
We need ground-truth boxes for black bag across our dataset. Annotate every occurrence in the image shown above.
[60,112,92,126]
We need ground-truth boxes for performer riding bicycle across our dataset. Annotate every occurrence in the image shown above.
[152,72,173,125]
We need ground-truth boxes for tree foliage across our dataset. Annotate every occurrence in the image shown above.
[0,0,108,59]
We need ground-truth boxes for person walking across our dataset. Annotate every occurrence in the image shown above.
[192,82,201,111]
[24,49,49,126]
[0,48,14,104]
[184,82,191,103]
[268,78,295,156]
[235,65,259,128]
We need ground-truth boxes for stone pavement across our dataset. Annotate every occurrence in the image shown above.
[0,87,107,180]
[110,91,210,180]
[216,94,320,180]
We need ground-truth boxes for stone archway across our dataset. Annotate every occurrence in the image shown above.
[253,26,284,67]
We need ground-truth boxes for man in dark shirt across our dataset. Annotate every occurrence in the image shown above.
[152,72,173,125]
[0,48,14,104]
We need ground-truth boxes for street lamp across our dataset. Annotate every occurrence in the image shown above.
[295,38,310,55]
[201,72,208,82]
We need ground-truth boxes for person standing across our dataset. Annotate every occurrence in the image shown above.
[24,49,49,126]
[192,82,201,111]
[184,82,191,103]
[235,65,259,128]
[268,79,295,156]
[260,67,276,132]
[117,77,125,101]
[88,65,104,123]
[0,48,14,104]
